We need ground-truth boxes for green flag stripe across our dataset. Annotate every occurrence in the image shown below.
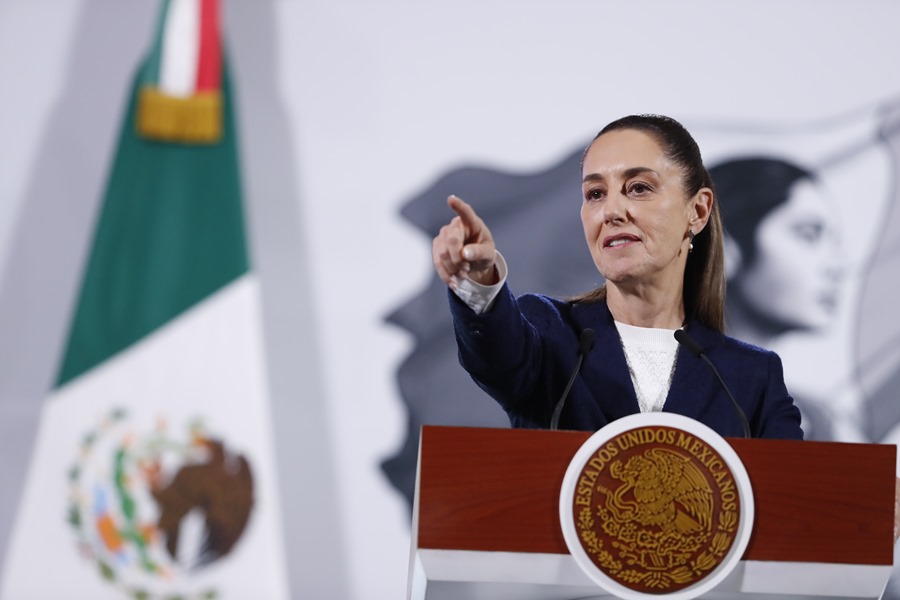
[55,56,248,388]
[142,0,171,88]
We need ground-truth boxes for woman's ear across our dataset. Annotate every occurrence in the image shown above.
[689,187,714,232]
[723,230,743,281]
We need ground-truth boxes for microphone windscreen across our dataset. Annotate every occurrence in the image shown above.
[674,329,704,358]
[579,328,595,354]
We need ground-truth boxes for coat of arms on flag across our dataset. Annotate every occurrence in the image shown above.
[67,409,255,598]
[0,1,290,597]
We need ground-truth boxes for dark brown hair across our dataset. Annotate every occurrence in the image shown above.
[573,114,726,333]
[711,157,815,268]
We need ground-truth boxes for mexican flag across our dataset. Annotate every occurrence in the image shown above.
[0,1,289,598]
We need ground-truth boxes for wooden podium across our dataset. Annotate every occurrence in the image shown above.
[408,426,897,600]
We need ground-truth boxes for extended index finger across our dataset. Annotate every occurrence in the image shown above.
[447,195,483,233]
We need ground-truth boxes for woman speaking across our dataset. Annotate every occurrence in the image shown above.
[431,114,803,439]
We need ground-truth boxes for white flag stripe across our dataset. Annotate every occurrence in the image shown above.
[159,0,200,97]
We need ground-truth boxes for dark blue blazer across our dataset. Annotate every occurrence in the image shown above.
[450,285,803,439]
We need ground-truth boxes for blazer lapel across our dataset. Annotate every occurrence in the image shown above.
[571,301,640,419]
[664,322,721,420]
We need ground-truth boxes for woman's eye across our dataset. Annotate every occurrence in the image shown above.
[585,188,605,201]
[792,222,824,243]
[628,182,652,195]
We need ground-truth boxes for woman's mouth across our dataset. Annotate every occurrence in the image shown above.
[603,234,640,248]
[818,290,838,312]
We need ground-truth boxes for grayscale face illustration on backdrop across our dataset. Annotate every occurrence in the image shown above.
[713,158,843,348]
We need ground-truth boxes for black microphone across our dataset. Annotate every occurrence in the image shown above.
[674,329,751,438]
[550,328,595,430]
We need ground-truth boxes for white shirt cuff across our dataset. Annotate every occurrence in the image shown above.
[452,251,508,315]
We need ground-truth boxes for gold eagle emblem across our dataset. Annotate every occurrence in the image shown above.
[606,447,714,538]
[572,427,740,592]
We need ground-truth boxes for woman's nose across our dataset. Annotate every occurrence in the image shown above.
[824,234,845,281]
[823,259,844,282]
[603,191,627,224]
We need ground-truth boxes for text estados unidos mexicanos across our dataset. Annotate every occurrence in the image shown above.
[574,427,737,511]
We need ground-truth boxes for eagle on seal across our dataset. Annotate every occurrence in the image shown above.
[607,447,714,535]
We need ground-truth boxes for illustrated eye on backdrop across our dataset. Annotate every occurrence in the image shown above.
[791,221,824,243]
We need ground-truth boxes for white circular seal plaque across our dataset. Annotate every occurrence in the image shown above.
[559,413,754,600]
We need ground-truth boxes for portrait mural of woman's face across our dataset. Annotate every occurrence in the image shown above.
[711,158,844,345]
[728,178,843,333]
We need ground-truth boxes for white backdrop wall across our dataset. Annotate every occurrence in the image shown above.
[1,1,899,599]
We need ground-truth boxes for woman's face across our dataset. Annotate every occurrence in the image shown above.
[581,129,703,292]
[731,179,842,330]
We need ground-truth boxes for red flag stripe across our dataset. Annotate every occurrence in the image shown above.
[195,0,221,91]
